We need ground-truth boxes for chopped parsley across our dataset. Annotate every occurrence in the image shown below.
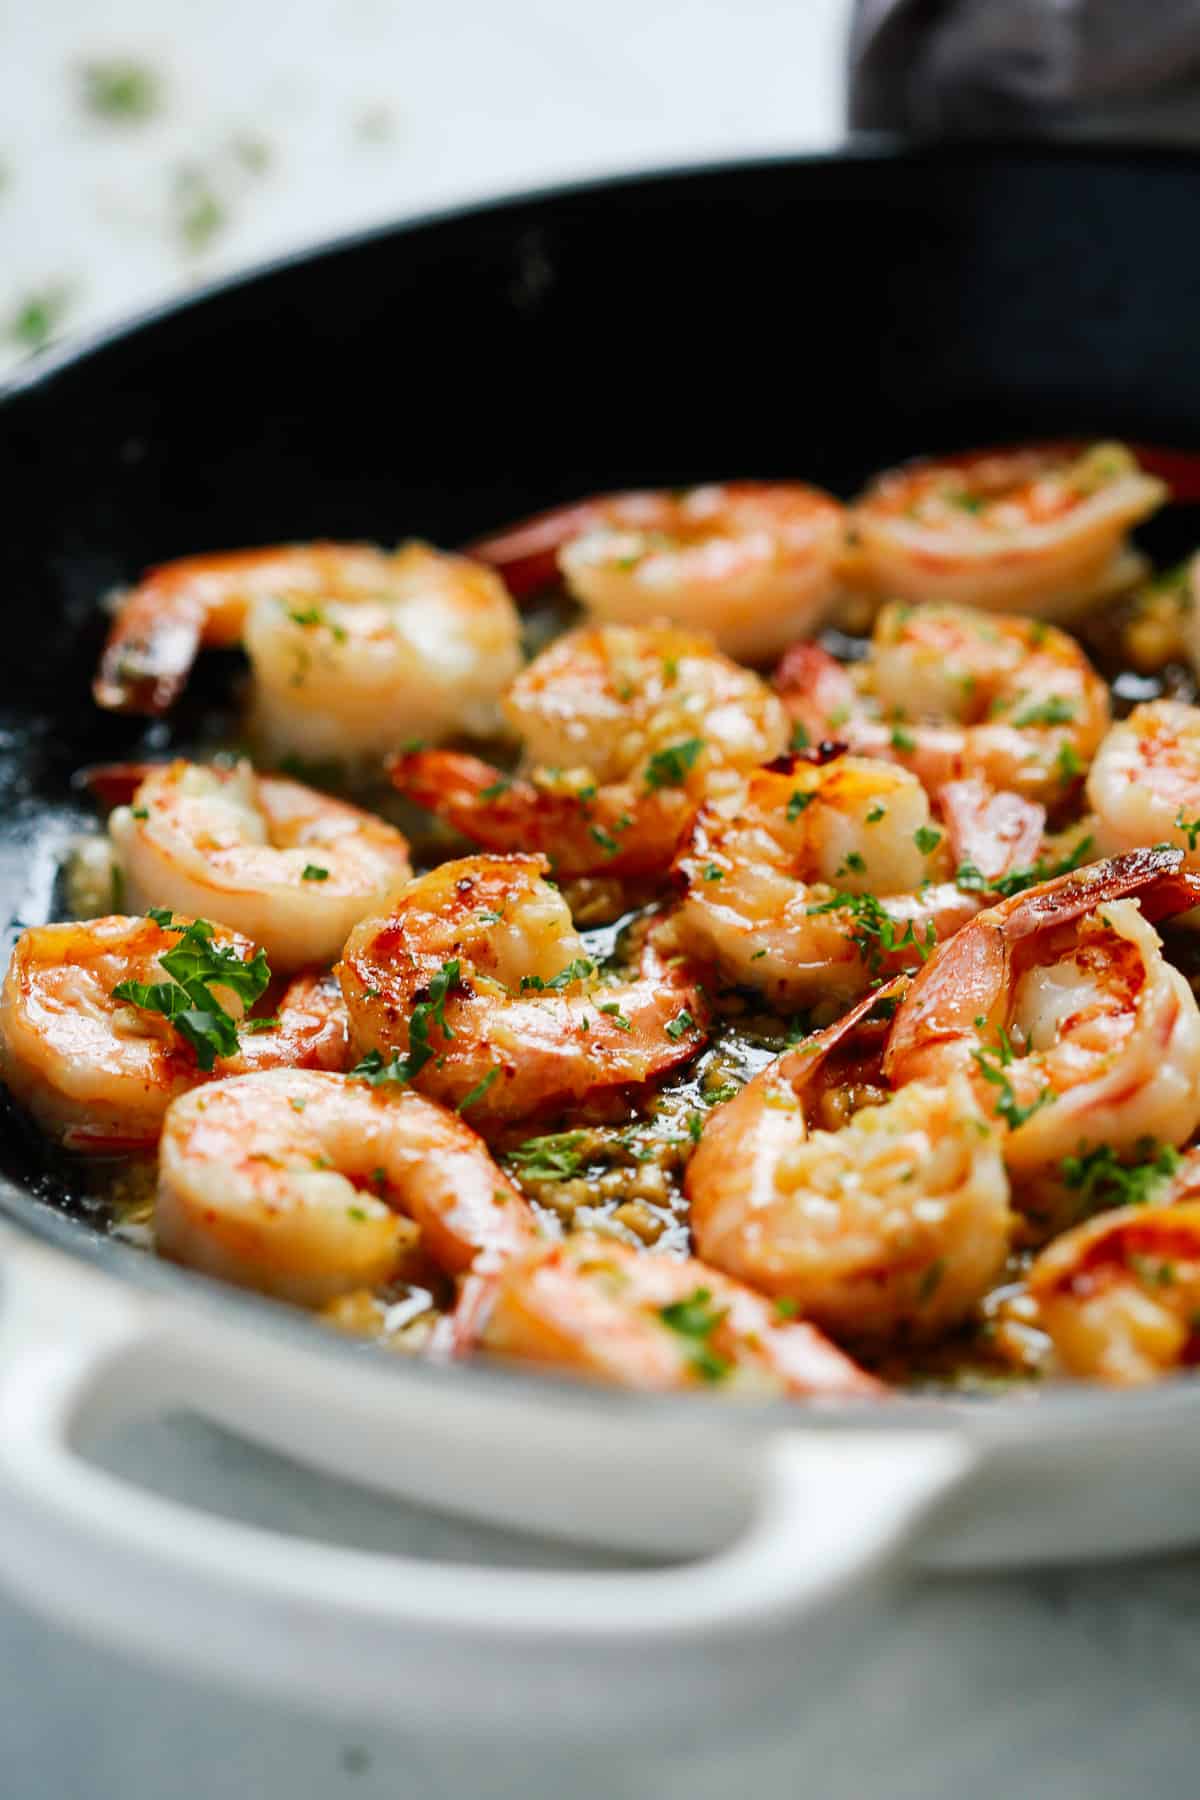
[914,825,942,855]
[519,956,595,992]
[837,851,867,877]
[350,958,460,1084]
[8,286,71,353]
[644,738,704,790]
[456,1067,500,1113]
[657,1287,731,1383]
[789,721,811,751]
[479,777,513,801]
[890,725,916,752]
[79,58,162,121]
[1176,810,1200,851]
[786,790,814,822]
[301,863,329,881]
[112,913,271,1072]
[509,1131,588,1181]
[702,863,724,881]
[1013,695,1076,728]
[807,891,934,974]
[598,1001,632,1032]
[971,1029,1053,1131]
[1061,1141,1180,1215]
[1056,742,1083,784]
[955,834,1094,900]
[866,803,886,824]
[664,1009,695,1041]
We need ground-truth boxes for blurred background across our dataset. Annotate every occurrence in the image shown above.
[1,0,852,379]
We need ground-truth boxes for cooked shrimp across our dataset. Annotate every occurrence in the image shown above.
[109,759,412,972]
[478,1234,878,1397]
[338,853,708,1124]
[94,541,522,761]
[156,1068,536,1308]
[672,754,983,1006]
[393,623,788,880]
[0,915,349,1153]
[1029,1202,1200,1385]
[884,848,1200,1235]
[1087,700,1200,908]
[850,442,1165,618]
[776,601,1110,805]
[685,991,1012,1341]
[473,482,847,662]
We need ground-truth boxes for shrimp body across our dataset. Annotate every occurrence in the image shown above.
[95,541,522,760]
[1029,1203,1200,1385]
[673,756,981,1006]
[850,443,1165,618]
[338,853,708,1124]
[884,849,1200,1233]
[1087,701,1200,919]
[777,601,1110,805]
[393,623,788,880]
[471,482,847,661]
[686,998,1012,1342]
[157,1069,536,1307]
[479,1235,878,1397]
[110,760,412,972]
[0,916,349,1152]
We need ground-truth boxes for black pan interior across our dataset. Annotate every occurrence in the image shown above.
[4,140,1200,1316]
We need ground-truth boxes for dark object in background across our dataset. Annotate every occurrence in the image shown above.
[850,0,1200,137]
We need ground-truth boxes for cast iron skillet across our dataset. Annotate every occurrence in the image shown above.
[2,141,1200,1404]
[7,142,1200,1734]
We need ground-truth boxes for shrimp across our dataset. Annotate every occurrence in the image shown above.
[392,623,788,881]
[156,1069,536,1308]
[685,990,1013,1341]
[775,601,1110,805]
[1029,1203,1200,1385]
[0,915,350,1153]
[883,848,1200,1237]
[477,1235,879,1397]
[672,754,985,1006]
[94,541,522,762]
[109,759,412,972]
[472,482,847,662]
[1087,701,1200,913]
[338,853,708,1125]
[850,442,1165,618]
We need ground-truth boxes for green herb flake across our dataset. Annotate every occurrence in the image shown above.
[80,58,162,122]
[971,1034,1054,1132]
[786,790,814,823]
[1062,1141,1180,1216]
[702,863,724,882]
[664,1009,695,1042]
[350,959,460,1086]
[301,863,329,882]
[1013,695,1076,729]
[509,1130,589,1181]
[866,803,886,824]
[112,914,271,1072]
[479,777,513,801]
[456,1067,500,1113]
[789,721,811,751]
[658,1287,731,1383]
[598,1001,632,1032]
[914,825,942,855]
[520,956,595,993]
[644,738,704,791]
[890,725,917,752]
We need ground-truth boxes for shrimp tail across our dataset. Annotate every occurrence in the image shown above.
[468,498,617,597]
[94,582,209,714]
[75,761,162,809]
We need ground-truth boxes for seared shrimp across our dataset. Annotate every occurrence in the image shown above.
[338,853,708,1124]
[394,623,788,880]
[473,482,847,662]
[776,601,1110,805]
[1087,700,1200,911]
[1029,1202,1200,1385]
[109,759,412,972]
[884,848,1200,1236]
[156,1068,536,1308]
[672,754,983,1006]
[478,1234,878,1397]
[850,442,1165,618]
[0,915,349,1152]
[94,541,522,761]
[685,991,1013,1341]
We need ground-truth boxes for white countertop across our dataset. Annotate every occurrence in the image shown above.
[4,3,1198,1793]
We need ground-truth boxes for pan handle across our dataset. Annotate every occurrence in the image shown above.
[0,1239,971,1734]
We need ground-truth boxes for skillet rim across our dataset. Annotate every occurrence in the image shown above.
[5,138,1200,1440]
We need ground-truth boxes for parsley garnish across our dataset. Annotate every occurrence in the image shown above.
[599,1001,632,1032]
[456,1067,500,1112]
[1013,695,1076,728]
[786,790,814,822]
[644,738,704,790]
[789,721,810,751]
[658,1288,731,1383]
[866,803,886,824]
[479,777,513,801]
[301,863,329,881]
[112,913,271,1072]
[350,959,460,1084]
[1062,1141,1180,1215]
[1056,742,1083,784]
[520,956,595,992]
[837,851,867,877]
[1177,810,1200,851]
[702,863,723,881]
[80,58,161,122]
[806,891,934,974]
[971,1029,1053,1131]
[890,725,916,752]
[956,834,1094,900]
[914,825,941,854]
[664,1009,695,1041]
[509,1131,588,1180]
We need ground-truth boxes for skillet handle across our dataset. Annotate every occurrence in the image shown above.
[0,1243,971,1735]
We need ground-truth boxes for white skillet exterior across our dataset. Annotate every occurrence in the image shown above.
[2,1223,1200,1735]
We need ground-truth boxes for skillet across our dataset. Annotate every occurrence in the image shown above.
[3,142,1200,1736]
